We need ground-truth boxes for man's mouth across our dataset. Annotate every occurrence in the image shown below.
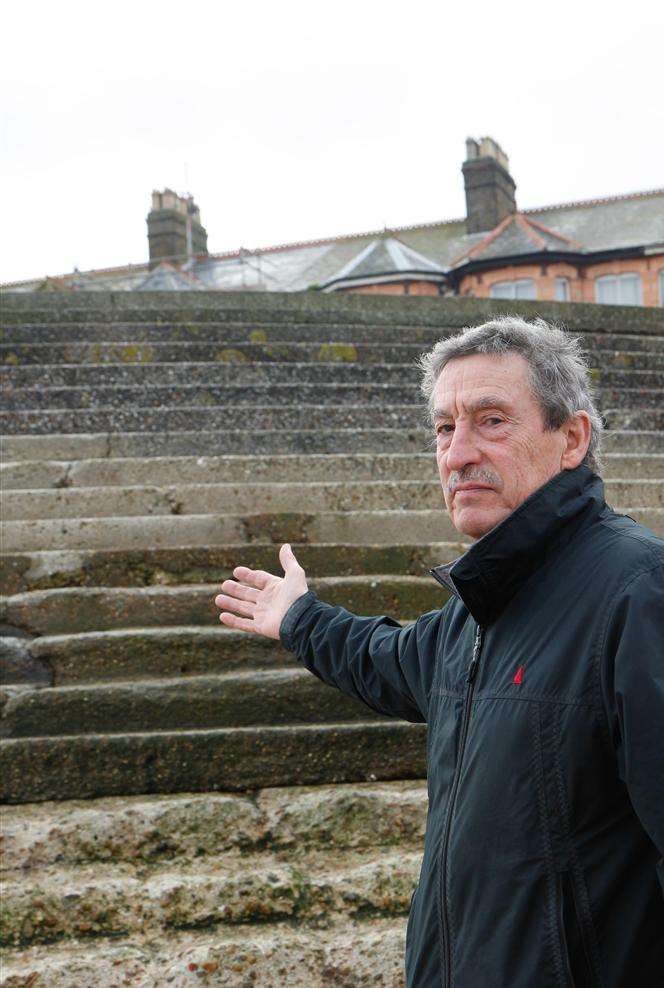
[452,483,495,496]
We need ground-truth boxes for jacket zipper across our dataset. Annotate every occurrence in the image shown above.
[439,622,484,988]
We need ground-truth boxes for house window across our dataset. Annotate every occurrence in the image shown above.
[554,277,570,302]
[595,273,643,306]
[489,278,536,300]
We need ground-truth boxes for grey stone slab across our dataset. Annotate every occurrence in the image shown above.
[1,541,465,595]
[4,352,663,391]
[3,427,661,463]
[2,289,663,334]
[2,477,662,523]
[0,382,424,412]
[1,576,449,635]
[0,669,386,737]
[3,397,663,436]
[0,719,428,803]
[3,451,661,494]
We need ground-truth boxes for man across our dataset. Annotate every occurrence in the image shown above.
[215,316,664,987]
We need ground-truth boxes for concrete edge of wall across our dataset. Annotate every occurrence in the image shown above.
[1,291,663,335]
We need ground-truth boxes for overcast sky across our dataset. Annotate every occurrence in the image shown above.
[2,0,663,283]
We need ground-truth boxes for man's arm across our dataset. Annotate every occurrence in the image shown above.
[214,543,440,723]
[600,562,664,894]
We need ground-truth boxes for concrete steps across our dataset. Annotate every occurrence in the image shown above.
[4,401,664,436]
[0,920,410,987]
[0,780,425,984]
[0,720,427,802]
[4,354,664,390]
[1,291,662,979]
[1,575,448,636]
[3,451,663,492]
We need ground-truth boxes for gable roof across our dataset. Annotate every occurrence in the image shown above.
[451,213,582,266]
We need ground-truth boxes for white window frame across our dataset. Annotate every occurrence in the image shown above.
[595,272,643,306]
[489,278,537,300]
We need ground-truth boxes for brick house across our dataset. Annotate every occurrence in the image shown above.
[5,139,663,307]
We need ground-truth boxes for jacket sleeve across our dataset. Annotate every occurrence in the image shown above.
[279,590,446,723]
[600,562,664,895]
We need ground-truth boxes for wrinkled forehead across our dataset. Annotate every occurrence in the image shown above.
[432,351,534,402]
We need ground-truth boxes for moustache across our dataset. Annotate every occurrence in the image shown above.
[447,468,502,495]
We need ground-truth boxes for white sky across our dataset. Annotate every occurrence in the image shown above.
[2,0,663,283]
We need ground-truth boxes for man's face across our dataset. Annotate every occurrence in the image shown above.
[432,352,568,540]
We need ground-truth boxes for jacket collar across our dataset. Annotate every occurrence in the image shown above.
[429,465,607,627]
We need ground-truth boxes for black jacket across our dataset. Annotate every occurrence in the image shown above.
[280,466,664,987]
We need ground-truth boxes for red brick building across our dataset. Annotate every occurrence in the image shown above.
[5,138,663,307]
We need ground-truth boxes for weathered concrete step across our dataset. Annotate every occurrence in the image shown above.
[4,372,662,412]
[4,427,662,463]
[2,291,662,331]
[1,780,427,871]
[0,381,425,414]
[1,541,465,595]
[0,340,435,366]
[0,359,423,391]
[0,843,421,946]
[3,478,662,523]
[0,916,410,987]
[4,354,663,389]
[0,668,388,737]
[0,719,427,803]
[0,509,468,552]
[1,451,441,491]
[4,330,664,367]
[6,506,662,556]
[0,576,448,635]
[4,450,662,494]
[3,404,427,436]
[0,479,446,521]
[23,627,304,685]
[3,399,663,436]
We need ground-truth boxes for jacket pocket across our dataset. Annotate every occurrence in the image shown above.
[556,872,596,988]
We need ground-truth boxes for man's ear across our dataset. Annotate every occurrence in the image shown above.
[560,411,592,470]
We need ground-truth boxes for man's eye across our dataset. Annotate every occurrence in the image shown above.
[484,417,503,426]
[436,424,454,435]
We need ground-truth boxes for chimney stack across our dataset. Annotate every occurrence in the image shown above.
[462,137,517,234]
[147,189,208,268]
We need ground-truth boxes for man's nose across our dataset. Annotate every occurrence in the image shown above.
[444,423,481,471]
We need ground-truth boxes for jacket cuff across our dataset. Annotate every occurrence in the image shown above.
[279,590,319,651]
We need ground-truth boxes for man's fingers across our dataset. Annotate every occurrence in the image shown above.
[220,579,259,604]
[219,611,257,634]
[214,593,255,619]
[232,566,273,590]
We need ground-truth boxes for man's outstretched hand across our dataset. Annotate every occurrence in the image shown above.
[214,543,309,640]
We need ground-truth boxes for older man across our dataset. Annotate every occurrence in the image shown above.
[215,316,664,988]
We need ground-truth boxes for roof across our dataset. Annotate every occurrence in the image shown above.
[452,213,582,266]
[3,188,663,293]
[135,262,206,291]
[320,236,446,291]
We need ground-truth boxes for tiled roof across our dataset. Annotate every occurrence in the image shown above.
[452,213,582,266]
[320,236,446,290]
[135,262,206,291]
[3,189,662,293]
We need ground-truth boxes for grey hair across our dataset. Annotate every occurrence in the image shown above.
[418,315,603,473]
